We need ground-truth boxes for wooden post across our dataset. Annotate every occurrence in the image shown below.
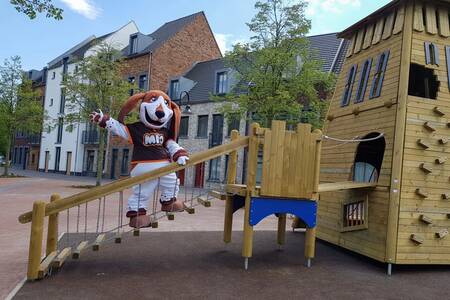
[46,194,60,256]
[305,227,316,266]
[242,124,259,261]
[27,201,46,281]
[224,130,239,243]
[277,214,287,246]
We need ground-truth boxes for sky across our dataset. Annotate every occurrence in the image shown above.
[0,0,391,71]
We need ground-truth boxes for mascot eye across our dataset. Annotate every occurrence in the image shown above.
[164,100,169,105]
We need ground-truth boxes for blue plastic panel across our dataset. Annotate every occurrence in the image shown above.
[249,197,317,228]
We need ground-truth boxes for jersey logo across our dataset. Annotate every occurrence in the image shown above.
[143,133,164,146]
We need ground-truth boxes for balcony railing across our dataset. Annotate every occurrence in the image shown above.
[82,130,99,144]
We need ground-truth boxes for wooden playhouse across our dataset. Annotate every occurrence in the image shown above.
[318,0,450,269]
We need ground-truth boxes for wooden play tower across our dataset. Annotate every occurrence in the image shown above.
[318,0,450,272]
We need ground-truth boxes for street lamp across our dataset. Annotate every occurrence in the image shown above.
[179,91,192,114]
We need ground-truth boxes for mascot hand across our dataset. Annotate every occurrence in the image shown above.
[90,109,104,124]
[176,156,189,166]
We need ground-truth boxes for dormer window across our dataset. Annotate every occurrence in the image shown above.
[170,80,180,100]
[425,42,439,66]
[216,71,228,94]
[129,34,138,55]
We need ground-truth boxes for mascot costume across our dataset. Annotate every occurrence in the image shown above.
[90,90,189,228]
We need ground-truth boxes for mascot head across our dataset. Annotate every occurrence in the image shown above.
[118,90,181,140]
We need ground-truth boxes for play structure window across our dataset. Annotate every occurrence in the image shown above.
[342,198,368,232]
[408,64,439,99]
[352,133,385,183]
[369,50,390,99]
[340,64,358,107]
[424,42,439,65]
[355,58,372,103]
[445,46,450,89]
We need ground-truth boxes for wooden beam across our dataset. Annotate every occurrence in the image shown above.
[27,201,46,281]
[46,194,60,256]
[385,2,414,265]
[209,190,227,200]
[393,4,405,34]
[317,181,376,192]
[19,136,249,224]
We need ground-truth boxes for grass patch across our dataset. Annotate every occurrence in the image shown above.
[0,173,27,178]
[70,184,97,189]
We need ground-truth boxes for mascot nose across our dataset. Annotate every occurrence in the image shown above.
[155,110,165,119]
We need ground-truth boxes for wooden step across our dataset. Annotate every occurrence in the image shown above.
[197,196,211,207]
[72,241,89,259]
[208,190,227,200]
[52,247,71,269]
[92,234,106,251]
[38,251,58,278]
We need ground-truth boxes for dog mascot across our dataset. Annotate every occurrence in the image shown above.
[90,90,189,228]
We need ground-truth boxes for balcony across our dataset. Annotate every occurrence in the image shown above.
[26,134,41,145]
[82,130,99,144]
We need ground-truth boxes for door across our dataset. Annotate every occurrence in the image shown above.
[194,163,205,188]
[178,169,185,186]
[210,114,224,147]
[111,149,118,179]
[23,148,28,170]
[66,152,72,175]
[54,147,61,172]
[86,150,95,173]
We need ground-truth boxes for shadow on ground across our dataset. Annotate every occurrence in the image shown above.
[15,231,450,300]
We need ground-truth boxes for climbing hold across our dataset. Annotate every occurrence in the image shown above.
[433,106,446,116]
[419,163,433,174]
[442,193,450,200]
[415,188,429,198]
[435,229,449,239]
[417,139,430,149]
[439,137,448,145]
[424,121,437,132]
[410,234,424,244]
[435,157,447,164]
[420,214,433,225]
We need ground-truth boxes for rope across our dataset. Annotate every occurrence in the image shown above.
[96,198,101,234]
[322,133,385,143]
[84,202,88,241]
[101,196,106,233]
[76,205,80,233]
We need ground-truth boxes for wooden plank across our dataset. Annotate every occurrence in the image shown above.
[437,7,450,37]
[46,194,60,256]
[92,233,106,251]
[281,131,293,195]
[197,195,211,207]
[51,247,71,269]
[318,181,377,192]
[393,4,405,34]
[272,121,286,196]
[346,34,356,57]
[386,2,414,265]
[354,28,365,54]
[382,12,395,40]
[413,2,424,32]
[27,201,46,281]
[19,136,250,224]
[72,240,89,259]
[425,3,438,35]
[363,23,374,49]
[38,251,58,279]
[260,129,272,195]
[287,130,298,197]
[372,18,384,44]
[209,190,227,200]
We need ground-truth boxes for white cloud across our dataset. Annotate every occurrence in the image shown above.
[306,0,361,15]
[214,33,248,55]
[60,0,101,20]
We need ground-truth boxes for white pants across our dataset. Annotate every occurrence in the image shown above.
[128,161,179,211]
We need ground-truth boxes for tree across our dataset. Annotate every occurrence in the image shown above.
[219,0,335,129]
[62,43,134,186]
[10,0,63,20]
[0,56,44,176]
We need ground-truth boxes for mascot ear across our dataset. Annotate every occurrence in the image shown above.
[118,92,146,124]
[169,101,181,141]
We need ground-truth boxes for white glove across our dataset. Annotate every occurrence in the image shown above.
[89,109,104,124]
[176,156,189,166]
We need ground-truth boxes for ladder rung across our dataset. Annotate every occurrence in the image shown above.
[72,240,89,259]
[38,251,58,278]
[52,247,72,269]
[92,234,106,251]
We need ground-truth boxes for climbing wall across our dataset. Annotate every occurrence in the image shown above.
[397,3,450,264]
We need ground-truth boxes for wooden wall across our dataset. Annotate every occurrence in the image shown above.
[397,1,450,264]
[317,5,405,262]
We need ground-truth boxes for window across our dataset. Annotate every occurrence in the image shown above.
[129,34,138,55]
[408,63,439,99]
[31,153,35,164]
[121,149,130,175]
[197,115,208,138]
[369,50,390,99]
[49,98,53,106]
[216,71,228,94]
[138,74,148,91]
[128,76,135,96]
[59,88,65,113]
[445,46,450,89]
[180,116,189,138]
[341,64,358,106]
[169,80,180,100]
[56,117,63,144]
[227,114,240,136]
[352,132,386,183]
[342,198,368,232]
[86,150,95,172]
[51,72,55,79]
[208,157,221,181]
[55,147,61,171]
[425,42,440,65]
[62,57,69,75]
[355,58,372,103]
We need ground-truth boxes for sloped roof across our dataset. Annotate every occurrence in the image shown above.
[124,11,204,57]
[180,33,348,103]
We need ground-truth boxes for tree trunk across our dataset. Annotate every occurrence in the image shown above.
[95,128,106,186]
[3,135,11,176]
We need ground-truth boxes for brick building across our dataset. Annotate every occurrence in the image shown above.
[12,68,47,170]
[105,11,222,179]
